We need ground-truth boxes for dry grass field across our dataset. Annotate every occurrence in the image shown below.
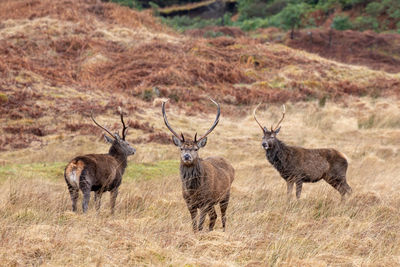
[1,0,400,266]
[1,97,400,266]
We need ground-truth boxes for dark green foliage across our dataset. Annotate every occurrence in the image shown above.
[365,2,384,17]
[331,15,353,30]
[353,16,379,31]
[111,0,400,33]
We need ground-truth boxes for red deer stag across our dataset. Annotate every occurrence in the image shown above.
[64,109,136,213]
[162,99,235,232]
[253,104,352,200]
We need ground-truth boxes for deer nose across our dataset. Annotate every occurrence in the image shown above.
[262,142,268,148]
[183,154,191,161]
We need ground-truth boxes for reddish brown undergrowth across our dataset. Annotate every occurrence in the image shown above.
[1,0,399,151]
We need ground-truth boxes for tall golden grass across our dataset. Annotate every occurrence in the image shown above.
[1,98,400,266]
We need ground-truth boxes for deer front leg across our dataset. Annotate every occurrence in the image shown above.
[188,205,198,232]
[295,181,303,199]
[110,188,118,215]
[286,181,294,200]
[208,205,217,231]
[198,206,209,232]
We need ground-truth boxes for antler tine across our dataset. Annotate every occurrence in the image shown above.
[119,106,128,140]
[197,98,220,142]
[162,99,182,141]
[273,104,286,131]
[253,103,265,132]
[91,111,116,139]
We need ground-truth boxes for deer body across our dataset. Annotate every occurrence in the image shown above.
[254,104,352,200]
[180,156,234,231]
[64,111,135,213]
[163,99,235,232]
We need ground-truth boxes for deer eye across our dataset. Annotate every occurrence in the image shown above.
[194,148,198,151]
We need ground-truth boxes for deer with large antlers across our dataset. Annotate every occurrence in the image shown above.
[162,99,235,232]
[253,104,352,200]
[64,109,136,213]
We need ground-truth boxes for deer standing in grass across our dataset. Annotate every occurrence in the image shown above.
[253,104,352,201]
[162,99,234,232]
[64,109,136,213]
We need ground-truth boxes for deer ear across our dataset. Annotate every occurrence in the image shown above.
[172,135,181,147]
[197,137,207,148]
[274,126,281,134]
[104,134,114,144]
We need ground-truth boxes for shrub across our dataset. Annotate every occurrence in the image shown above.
[365,2,385,17]
[353,16,379,31]
[238,17,270,31]
[331,15,353,30]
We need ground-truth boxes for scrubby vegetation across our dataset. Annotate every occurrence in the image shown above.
[135,0,400,32]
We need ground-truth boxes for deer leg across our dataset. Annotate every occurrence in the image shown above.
[286,181,294,200]
[67,183,79,212]
[110,188,118,215]
[295,181,303,199]
[94,191,103,212]
[198,206,209,232]
[220,193,230,232]
[326,177,352,202]
[187,205,198,232]
[82,190,91,213]
[208,205,217,231]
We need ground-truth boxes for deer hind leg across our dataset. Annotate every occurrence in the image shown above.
[220,193,230,232]
[208,206,217,231]
[295,181,303,199]
[110,188,119,215]
[67,183,79,212]
[82,190,90,213]
[325,176,352,201]
[94,191,103,212]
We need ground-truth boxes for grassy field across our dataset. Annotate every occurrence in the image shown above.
[1,1,400,265]
[1,97,400,266]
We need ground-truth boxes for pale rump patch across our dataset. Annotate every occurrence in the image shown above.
[337,151,349,162]
[65,160,85,187]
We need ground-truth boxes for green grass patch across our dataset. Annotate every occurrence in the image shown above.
[0,160,180,182]
[125,160,179,180]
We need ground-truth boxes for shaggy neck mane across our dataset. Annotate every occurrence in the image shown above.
[180,158,203,191]
[266,139,291,179]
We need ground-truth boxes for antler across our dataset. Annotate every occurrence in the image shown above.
[162,99,182,141]
[91,111,116,139]
[118,106,128,140]
[196,98,220,142]
[272,104,286,131]
[253,103,265,132]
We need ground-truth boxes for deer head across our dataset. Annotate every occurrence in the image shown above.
[253,104,285,150]
[91,108,136,156]
[162,98,220,165]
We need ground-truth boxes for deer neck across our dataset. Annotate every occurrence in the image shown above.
[266,139,289,176]
[180,158,203,191]
[108,147,128,172]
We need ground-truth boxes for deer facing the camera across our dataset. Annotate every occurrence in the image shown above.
[253,104,352,200]
[162,99,235,232]
[64,110,135,214]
